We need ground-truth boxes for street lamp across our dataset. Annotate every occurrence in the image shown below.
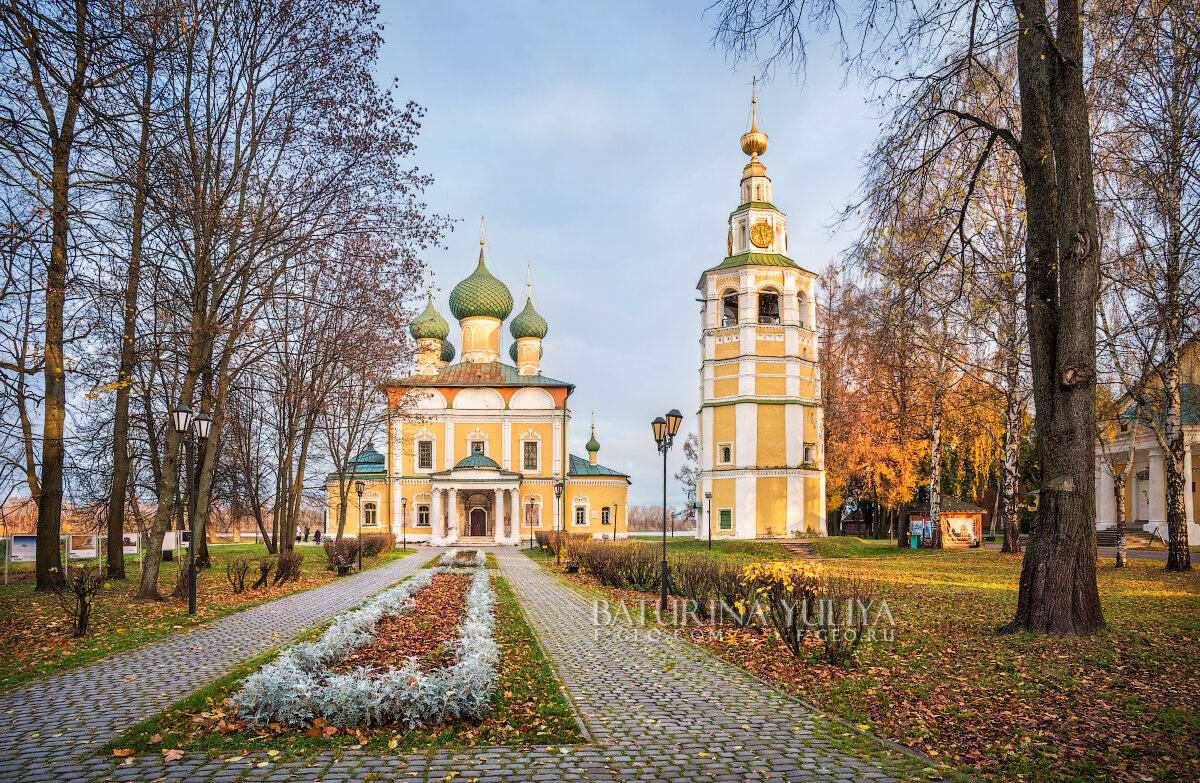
[355,480,365,572]
[705,491,713,551]
[526,499,535,550]
[400,496,407,553]
[172,406,212,616]
[553,479,565,566]
[613,500,618,543]
[652,408,683,612]
[170,405,191,594]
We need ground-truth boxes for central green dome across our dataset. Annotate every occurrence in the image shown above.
[510,296,548,340]
[449,248,513,321]
[409,298,449,341]
[440,339,456,363]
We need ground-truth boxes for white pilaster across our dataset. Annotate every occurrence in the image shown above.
[818,471,827,535]
[1097,459,1116,530]
[553,419,562,474]
[431,489,444,546]
[734,402,757,469]
[1149,451,1166,525]
[502,421,511,471]
[448,488,459,543]
[444,421,454,470]
[786,475,803,535]
[735,475,756,539]
[495,488,506,543]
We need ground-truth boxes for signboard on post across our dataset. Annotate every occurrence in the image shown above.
[121,533,139,556]
[163,531,182,551]
[9,535,36,563]
[68,534,99,560]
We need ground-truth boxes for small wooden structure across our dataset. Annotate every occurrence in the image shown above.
[902,497,985,548]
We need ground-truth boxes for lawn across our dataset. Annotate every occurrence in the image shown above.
[532,540,1200,782]
[102,572,581,761]
[0,541,413,690]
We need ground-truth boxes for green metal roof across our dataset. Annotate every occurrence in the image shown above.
[454,453,502,470]
[734,201,777,211]
[409,298,449,340]
[510,297,548,339]
[440,339,456,363]
[707,252,802,272]
[326,444,387,480]
[399,361,572,391]
[449,249,513,321]
[568,454,629,479]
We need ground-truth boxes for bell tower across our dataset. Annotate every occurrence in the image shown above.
[695,85,826,540]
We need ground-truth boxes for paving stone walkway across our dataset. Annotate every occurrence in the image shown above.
[1,547,934,782]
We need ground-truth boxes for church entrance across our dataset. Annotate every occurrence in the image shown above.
[469,507,487,537]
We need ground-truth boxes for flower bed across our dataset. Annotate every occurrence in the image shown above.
[439,550,484,568]
[233,561,497,729]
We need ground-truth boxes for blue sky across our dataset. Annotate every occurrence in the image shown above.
[376,1,876,506]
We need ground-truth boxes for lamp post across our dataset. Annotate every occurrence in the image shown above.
[553,479,565,565]
[652,409,683,612]
[613,500,618,543]
[171,406,211,616]
[705,491,713,551]
[400,496,407,553]
[527,499,534,550]
[355,480,365,571]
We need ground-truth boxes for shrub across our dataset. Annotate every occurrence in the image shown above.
[273,551,304,584]
[323,536,359,570]
[53,565,105,637]
[670,554,721,612]
[814,575,875,667]
[226,557,251,594]
[252,556,275,589]
[712,559,757,626]
[740,561,824,655]
[360,532,392,558]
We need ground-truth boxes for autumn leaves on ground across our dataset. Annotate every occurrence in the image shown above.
[541,539,1200,783]
[0,542,408,689]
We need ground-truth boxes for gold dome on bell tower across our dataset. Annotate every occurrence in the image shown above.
[740,78,769,180]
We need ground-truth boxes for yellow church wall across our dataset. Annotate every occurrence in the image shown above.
[396,421,446,475]
[798,378,815,398]
[756,335,785,357]
[804,476,821,533]
[712,406,736,465]
[756,476,787,537]
[709,477,736,535]
[755,376,786,396]
[394,481,437,536]
[714,363,738,377]
[454,421,504,463]
[715,337,740,361]
[563,481,629,537]
[325,477,391,538]
[714,378,739,398]
[510,422,555,476]
[756,405,787,466]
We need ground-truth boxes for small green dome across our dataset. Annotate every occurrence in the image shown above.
[449,248,513,321]
[454,453,501,470]
[510,297,548,340]
[409,298,449,341]
[440,340,456,363]
[586,430,600,453]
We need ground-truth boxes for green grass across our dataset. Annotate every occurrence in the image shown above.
[0,543,413,691]
[101,572,581,760]
[806,536,949,558]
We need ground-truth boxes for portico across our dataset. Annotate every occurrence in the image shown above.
[428,455,523,546]
[1095,432,1200,545]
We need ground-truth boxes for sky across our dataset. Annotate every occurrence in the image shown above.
[375,1,877,506]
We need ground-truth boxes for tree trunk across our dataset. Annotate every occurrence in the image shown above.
[1114,475,1128,568]
[930,397,943,549]
[1002,0,1104,636]
[1001,365,1023,553]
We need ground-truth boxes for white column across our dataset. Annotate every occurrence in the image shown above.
[495,489,506,543]
[1149,451,1167,525]
[430,488,443,545]
[1184,446,1195,526]
[448,488,459,542]
[1097,458,1115,530]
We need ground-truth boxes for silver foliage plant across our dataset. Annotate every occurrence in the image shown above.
[234,563,497,729]
[438,550,486,568]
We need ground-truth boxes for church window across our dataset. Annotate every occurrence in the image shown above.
[755,183,761,200]
[740,223,747,250]
[797,290,809,329]
[417,440,433,470]
[574,506,587,526]
[718,509,732,531]
[722,292,739,326]
[523,441,538,471]
[471,440,485,456]
[362,502,378,528]
[417,505,430,527]
[718,443,733,465]
[803,445,814,463]
[601,507,611,525]
[758,288,780,324]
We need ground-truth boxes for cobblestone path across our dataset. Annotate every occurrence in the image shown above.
[2,547,934,783]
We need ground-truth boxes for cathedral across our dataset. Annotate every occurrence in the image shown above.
[694,92,827,539]
[326,241,630,546]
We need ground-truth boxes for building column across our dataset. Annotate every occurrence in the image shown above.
[448,488,459,542]
[1148,451,1167,528]
[1185,446,1195,526]
[495,488,506,542]
[431,488,443,545]
[1097,458,1115,530]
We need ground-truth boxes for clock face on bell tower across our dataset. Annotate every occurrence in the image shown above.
[750,221,774,249]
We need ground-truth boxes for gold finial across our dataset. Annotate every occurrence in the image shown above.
[591,411,595,435]
[526,262,532,295]
[480,214,485,246]
[740,77,769,161]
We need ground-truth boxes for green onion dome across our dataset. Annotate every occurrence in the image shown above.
[509,296,548,340]
[508,342,518,364]
[440,339,456,363]
[586,429,600,453]
[448,247,513,321]
[409,297,449,341]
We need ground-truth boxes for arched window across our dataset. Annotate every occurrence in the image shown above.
[417,504,430,527]
[740,222,747,250]
[362,502,378,527]
[721,291,739,326]
[754,183,761,201]
[797,289,809,329]
[758,287,780,324]
[601,507,611,525]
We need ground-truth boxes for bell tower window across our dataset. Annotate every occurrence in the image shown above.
[721,292,739,326]
[758,288,780,325]
[797,290,809,329]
